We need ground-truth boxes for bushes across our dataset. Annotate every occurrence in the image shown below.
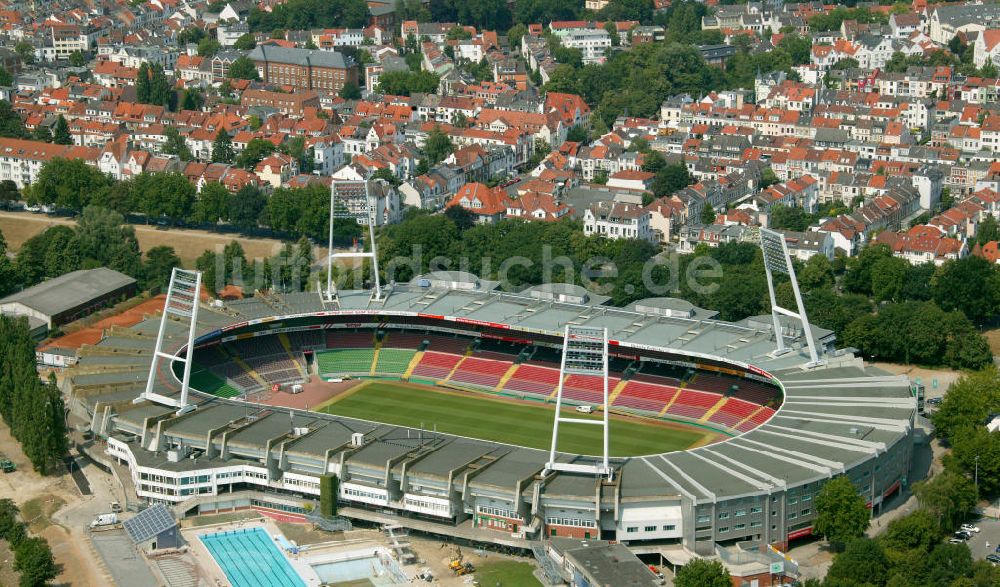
[0,499,58,587]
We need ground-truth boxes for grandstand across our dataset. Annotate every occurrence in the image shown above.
[68,270,917,557]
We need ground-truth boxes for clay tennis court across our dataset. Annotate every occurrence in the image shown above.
[40,295,167,351]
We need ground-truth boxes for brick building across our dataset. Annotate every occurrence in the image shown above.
[248,45,357,93]
[240,88,320,116]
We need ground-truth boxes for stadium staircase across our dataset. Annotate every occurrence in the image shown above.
[606,379,630,407]
[277,333,307,378]
[369,340,383,375]
[494,363,520,391]
[402,351,424,379]
[221,347,269,389]
[658,385,685,417]
[700,396,731,423]
[440,349,473,383]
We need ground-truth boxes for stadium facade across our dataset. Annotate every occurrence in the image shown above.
[69,271,916,555]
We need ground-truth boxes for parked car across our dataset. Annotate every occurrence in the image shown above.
[926,397,943,405]
[960,524,980,533]
[948,538,965,545]
[986,553,1000,566]
[954,530,972,540]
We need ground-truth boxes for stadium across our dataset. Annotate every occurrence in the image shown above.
[67,260,918,558]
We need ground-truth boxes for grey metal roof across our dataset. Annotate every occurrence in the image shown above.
[0,268,135,318]
[248,45,350,69]
[71,283,915,506]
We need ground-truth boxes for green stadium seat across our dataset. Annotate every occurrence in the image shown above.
[374,348,417,376]
[316,348,376,376]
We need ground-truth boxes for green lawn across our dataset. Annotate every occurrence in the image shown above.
[317,382,705,456]
[474,560,542,586]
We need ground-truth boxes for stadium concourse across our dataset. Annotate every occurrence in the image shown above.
[67,271,916,556]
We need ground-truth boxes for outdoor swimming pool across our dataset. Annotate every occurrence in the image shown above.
[311,550,408,585]
[200,527,306,587]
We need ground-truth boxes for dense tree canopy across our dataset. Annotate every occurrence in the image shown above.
[248,0,368,32]
[376,70,441,96]
[0,317,68,475]
[674,558,731,587]
[814,476,870,549]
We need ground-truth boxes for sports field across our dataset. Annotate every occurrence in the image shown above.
[316,382,711,456]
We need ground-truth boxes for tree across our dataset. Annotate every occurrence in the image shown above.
[339,81,361,100]
[0,67,11,87]
[934,369,1000,441]
[234,33,257,51]
[161,127,193,161]
[228,56,260,80]
[236,138,276,169]
[674,559,731,587]
[424,126,454,165]
[247,0,369,32]
[14,536,58,587]
[74,206,142,277]
[376,70,440,96]
[133,172,195,221]
[136,63,172,107]
[14,41,34,65]
[52,115,72,145]
[0,229,15,297]
[444,204,476,231]
[180,88,204,111]
[31,124,51,143]
[914,470,977,533]
[142,246,182,291]
[69,50,87,67]
[197,37,221,57]
[827,538,890,586]
[27,157,112,212]
[228,184,267,230]
[192,182,231,225]
[778,33,812,65]
[931,255,1000,324]
[651,162,693,197]
[700,202,716,225]
[879,509,941,554]
[814,476,870,550]
[977,216,999,246]
[211,128,235,163]
[0,100,26,138]
[176,26,206,46]
[508,23,528,48]
[769,205,814,231]
[870,256,909,303]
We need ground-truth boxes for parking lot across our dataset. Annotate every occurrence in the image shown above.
[957,515,1000,562]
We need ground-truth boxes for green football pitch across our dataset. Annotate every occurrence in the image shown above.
[316,382,710,456]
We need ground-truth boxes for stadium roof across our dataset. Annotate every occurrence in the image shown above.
[0,268,135,319]
[71,281,915,506]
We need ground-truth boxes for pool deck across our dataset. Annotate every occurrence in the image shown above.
[183,518,408,586]
[185,519,324,586]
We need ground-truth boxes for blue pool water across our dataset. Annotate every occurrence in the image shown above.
[200,527,306,587]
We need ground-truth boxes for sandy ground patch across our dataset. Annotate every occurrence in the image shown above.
[0,210,328,266]
[870,362,962,397]
[0,424,109,587]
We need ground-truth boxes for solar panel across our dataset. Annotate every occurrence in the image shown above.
[123,503,176,544]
